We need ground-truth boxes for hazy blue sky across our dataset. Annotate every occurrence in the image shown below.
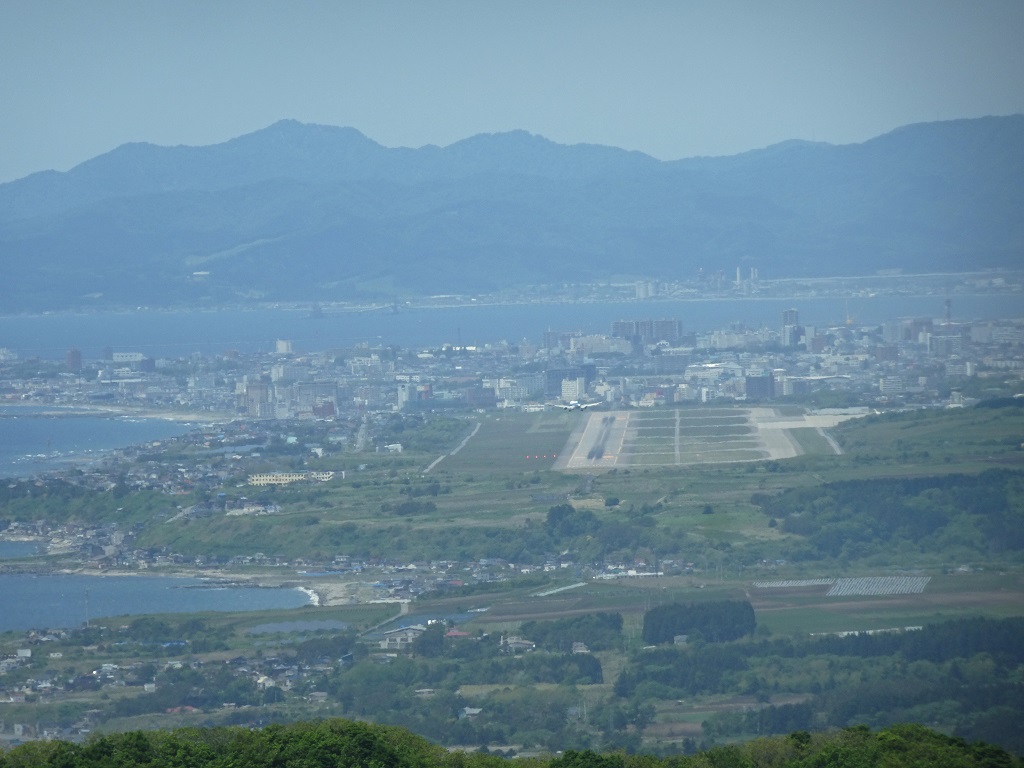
[2,0,1023,183]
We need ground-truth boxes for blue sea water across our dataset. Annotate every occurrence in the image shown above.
[0,573,313,633]
[0,407,196,479]
[2,295,1020,361]
[0,541,43,559]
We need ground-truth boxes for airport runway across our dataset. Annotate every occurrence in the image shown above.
[555,407,863,470]
[559,411,632,470]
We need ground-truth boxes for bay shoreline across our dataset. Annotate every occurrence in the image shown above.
[1,400,232,424]
[1,558,366,610]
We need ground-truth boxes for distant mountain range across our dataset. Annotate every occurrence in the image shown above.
[2,115,1022,311]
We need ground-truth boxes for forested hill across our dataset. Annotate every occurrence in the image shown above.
[753,468,1024,561]
[2,115,1022,310]
[1,719,1018,767]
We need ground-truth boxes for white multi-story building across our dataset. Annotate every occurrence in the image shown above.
[560,377,587,401]
[247,471,336,487]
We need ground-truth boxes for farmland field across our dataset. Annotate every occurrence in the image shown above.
[748,570,1024,635]
[451,570,1024,640]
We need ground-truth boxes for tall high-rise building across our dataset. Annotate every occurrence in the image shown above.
[781,308,801,348]
[612,318,682,343]
[611,320,636,339]
[652,319,682,343]
[744,371,774,400]
[928,333,963,358]
[66,347,82,372]
[542,330,562,350]
[243,382,271,417]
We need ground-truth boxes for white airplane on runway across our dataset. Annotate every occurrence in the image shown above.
[551,400,603,411]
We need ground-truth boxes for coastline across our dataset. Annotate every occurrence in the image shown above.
[0,400,233,424]
[0,403,231,481]
[3,267,1021,318]
[47,563,357,608]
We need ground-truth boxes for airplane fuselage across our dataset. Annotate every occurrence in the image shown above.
[554,400,601,411]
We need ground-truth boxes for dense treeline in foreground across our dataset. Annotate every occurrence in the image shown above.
[1,719,1018,768]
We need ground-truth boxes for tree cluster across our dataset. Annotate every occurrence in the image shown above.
[617,616,1024,754]
[521,613,624,653]
[754,469,1024,560]
[641,600,756,644]
[2,719,1019,768]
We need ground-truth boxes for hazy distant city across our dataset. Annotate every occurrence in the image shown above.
[5,273,1022,426]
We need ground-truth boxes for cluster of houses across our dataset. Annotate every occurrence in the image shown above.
[0,605,595,745]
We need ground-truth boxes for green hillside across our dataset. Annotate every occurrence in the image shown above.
[1,719,1018,767]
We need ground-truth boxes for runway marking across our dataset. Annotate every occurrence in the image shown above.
[674,409,681,465]
[561,406,860,471]
[569,413,598,466]
[611,413,629,465]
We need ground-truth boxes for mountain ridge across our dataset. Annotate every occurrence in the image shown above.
[2,115,1022,310]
